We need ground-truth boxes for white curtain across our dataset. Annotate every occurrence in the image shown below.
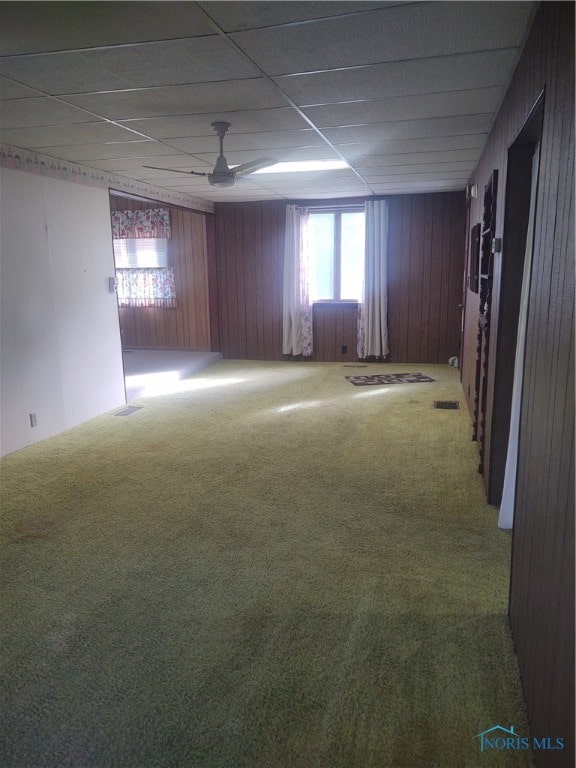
[358,199,389,358]
[282,205,313,356]
[499,145,540,529]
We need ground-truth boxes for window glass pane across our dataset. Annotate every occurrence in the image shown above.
[113,238,168,268]
[340,212,365,300]
[308,214,334,300]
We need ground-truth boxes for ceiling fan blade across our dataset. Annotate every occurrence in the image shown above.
[142,165,207,176]
[232,157,277,176]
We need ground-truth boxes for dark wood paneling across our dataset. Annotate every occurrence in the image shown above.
[215,193,465,363]
[205,213,220,352]
[110,195,211,350]
[460,4,574,764]
[215,201,286,360]
[386,192,465,363]
[313,302,359,362]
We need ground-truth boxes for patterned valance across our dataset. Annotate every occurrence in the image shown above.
[112,208,171,239]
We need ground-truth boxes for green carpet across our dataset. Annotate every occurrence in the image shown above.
[0,361,532,767]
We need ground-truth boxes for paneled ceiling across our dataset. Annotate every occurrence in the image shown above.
[0,1,536,202]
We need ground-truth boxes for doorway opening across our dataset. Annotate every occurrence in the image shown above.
[108,191,222,401]
[487,95,544,506]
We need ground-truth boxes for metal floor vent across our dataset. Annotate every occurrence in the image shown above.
[114,406,143,416]
[434,401,460,410]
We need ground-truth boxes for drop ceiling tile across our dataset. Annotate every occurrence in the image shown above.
[263,177,369,191]
[38,141,181,162]
[351,148,482,167]
[338,134,487,160]
[191,182,278,194]
[370,180,465,192]
[303,87,504,128]
[357,161,474,176]
[153,179,273,192]
[362,170,470,183]
[273,49,520,105]
[0,97,98,129]
[230,2,534,75]
[200,190,285,201]
[167,129,325,154]
[0,2,215,55]
[61,79,287,120]
[82,155,209,172]
[267,146,342,162]
[119,108,310,139]
[254,169,361,185]
[201,2,397,32]
[136,176,210,188]
[192,146,340,165]
[0,77,44,100]
[326,114,493,144]
[0,38,260,96]
[0,122,149,148]
[134,168,212,181]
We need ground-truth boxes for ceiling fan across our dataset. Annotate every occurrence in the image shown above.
[144,121,276,188]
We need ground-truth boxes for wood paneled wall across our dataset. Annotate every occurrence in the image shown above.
[214,192,465,363]
[387,192,465,363]
[110,194,212,351]
[460,3,574,764]
[313,302,359,362]
[214,201,285,360]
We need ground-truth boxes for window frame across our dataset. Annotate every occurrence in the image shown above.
[307,205,365,303]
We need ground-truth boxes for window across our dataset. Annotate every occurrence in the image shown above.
[113,237,169,268]
[308,209,365,301]
[113,238,176,308]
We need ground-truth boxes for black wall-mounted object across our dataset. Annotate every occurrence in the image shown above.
[468,222,481,293]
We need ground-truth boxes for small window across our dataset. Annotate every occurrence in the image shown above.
[308,210,365,301]
[113,238,176,308]
[113,237,169,268]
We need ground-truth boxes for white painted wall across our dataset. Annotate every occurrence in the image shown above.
[0,168,125,455]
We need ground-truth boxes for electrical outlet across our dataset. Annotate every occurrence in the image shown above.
[342,345,348,354]
[29,412,38,427]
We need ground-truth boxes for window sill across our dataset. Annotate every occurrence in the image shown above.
[312,300,359,307]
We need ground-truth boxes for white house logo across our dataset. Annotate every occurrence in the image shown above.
[476,724,565,752]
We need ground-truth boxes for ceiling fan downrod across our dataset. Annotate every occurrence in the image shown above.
[209,121,236,185]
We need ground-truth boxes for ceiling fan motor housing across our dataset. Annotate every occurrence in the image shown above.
[208,172,236,187]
